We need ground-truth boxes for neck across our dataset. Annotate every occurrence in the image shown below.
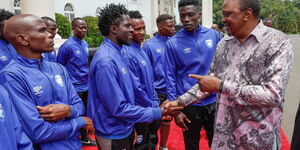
[236,20,259,43]
[157,32,166,37]
[107,35,121,46]
[16,47,42,59]
[74,35,82,40]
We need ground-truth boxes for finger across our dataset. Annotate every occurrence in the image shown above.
[184,116,191,123]
[181,122,188,131]
[189,74,204,80]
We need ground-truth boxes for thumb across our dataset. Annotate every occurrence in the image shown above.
[189,74,204,80]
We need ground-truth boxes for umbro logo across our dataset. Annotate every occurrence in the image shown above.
[33,86,43,95]
[156,49,162,53]
[0,56,8,61]
[76,50,80,55]
[121,68,127,74]
[184,48,191,54]
[141,60,146,66]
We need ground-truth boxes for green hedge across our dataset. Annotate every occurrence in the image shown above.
[83,16,104,48]
[84,36,104,48]
[55,13,71,39]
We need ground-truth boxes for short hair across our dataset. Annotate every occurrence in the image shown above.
[156,14,173,25]
[263,17,273,22]
[97,3,128,36]
[41,16,56,23]
[128,10,142,19]
[71,17,84,27]
[178,0,200,8]
[0,9,14,22]
[239,0,260,18]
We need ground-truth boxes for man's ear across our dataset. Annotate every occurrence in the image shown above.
[110,25,118,35]
[243,8,253,21]
[16,34,28,46]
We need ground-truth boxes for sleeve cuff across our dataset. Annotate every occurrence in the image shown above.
[151,108,162,120]
[75,117,86,129]
[69,105,76,118]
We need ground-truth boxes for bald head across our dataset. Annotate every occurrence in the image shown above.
[4,14,54,58]
[4,14,43,44]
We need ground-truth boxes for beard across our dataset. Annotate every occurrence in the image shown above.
[117,38,130,46]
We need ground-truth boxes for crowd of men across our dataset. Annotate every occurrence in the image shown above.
[0,0,296,150]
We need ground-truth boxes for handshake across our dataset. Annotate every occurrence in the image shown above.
[159,100,183,120]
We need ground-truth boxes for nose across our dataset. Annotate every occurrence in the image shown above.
[47,30,54,39]
[221,17,226,24]
[182,16,190,22]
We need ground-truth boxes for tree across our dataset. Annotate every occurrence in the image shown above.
[55,13,71,39]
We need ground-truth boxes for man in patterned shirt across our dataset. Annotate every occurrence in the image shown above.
[165,0,293,149]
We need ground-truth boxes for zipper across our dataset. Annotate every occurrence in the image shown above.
[38,59,56,103]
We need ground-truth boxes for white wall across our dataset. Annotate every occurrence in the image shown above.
[54,0,153,35]
[0,0,14,12]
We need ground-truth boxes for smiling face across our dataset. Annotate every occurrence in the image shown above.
[115,14,132,45]
[222,0,246,37]
[130,18,146,44]
[179,5,201,32]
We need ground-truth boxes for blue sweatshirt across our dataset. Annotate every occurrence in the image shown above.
[165,25,220,106]
[0,85,33,150]
[87,38,162,140]
[57,36,89,92]
[122,41,159,108]
[0,39,17,70]
[42,49,57,62]
[0,55,86,150]
[142,34,169,95]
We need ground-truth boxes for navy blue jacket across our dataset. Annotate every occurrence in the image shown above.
[122,41,159,108]
[0,85,33,150]
[165,25,220,106]
[0,55,86,150]
[142,34,169,95]
[0,39,17,70]
[57,36,89,92]
[87,38,162,140]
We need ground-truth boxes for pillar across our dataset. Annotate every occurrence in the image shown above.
[20,0,54,19]
[202,0,213,28]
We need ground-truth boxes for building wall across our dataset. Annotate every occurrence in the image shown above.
[54,0,153,35]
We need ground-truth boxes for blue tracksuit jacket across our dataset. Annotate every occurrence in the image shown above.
[142,34,169,95]
[0,55,86,150]
[0,39,17,70]
[165,25,220,106]
[87,38,162,140]
[42,49,57,62]
[122,41,159,108]
[0,85,33,150]
[57,36,89,92]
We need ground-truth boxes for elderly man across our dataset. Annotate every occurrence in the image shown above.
[166,0,293,149]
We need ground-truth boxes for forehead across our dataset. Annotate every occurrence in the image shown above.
[160,19,174,25]
[74,20,87,26]
[179,5,199,14]
[130,18,145,27]
[223,0,241,11]
[119,14,130,25]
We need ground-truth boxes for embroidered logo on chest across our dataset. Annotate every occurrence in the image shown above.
[76,50,80,55]
[205,39,213,48]
[0,56,8,61]
[121,68,127,74]
[156,48,162,53]
[33,86,43,95]
[55,75,64,87]
[41,53,45,58]
[184,48,191,54]
[0,104,4,122]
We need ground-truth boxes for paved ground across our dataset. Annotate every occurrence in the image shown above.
[282,34,300,141]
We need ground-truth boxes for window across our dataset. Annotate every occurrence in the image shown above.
[64,3,75,22]
[14,0,21,14]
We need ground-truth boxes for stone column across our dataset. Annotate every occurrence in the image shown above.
[202,0,213,28]
[20,0,54,19]
[151,0,159,35]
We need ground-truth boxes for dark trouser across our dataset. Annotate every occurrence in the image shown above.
[96,132,134,150]
[291,102,300,150]
[134,120,160,150]
[182,103,216,150]
[78,91,88,140]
